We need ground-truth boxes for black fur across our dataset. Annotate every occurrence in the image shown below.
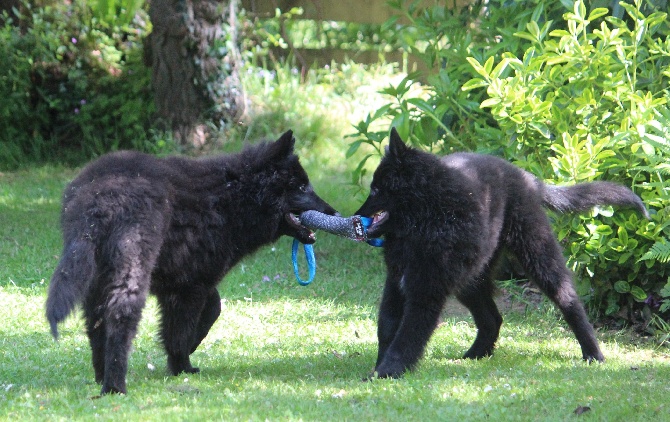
[45,130,337,394]
[356,128,648,379]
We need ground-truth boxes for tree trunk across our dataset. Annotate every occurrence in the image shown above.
[147,0,244,147]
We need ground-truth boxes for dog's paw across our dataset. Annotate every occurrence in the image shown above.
[583,352,605,363]
[462,346,495,360]
[182,366,200,374]
[167,355,200,375]
[371,363,406,379]
[100,383,127,395]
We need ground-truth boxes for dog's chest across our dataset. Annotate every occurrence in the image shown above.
[399,274,406,292]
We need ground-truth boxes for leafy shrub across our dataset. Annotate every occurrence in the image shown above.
[349,0,670,327]
[347,0,571,184]
[466,0,670,325]
[0,1,166,169]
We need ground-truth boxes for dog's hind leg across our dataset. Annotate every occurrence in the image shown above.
[190,287,221,354]
[507,212,604,362]
[98,226,156,394]
[456,270,503,359]
[83,282,108,384]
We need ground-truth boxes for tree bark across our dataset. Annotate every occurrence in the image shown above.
[147,0,244,146]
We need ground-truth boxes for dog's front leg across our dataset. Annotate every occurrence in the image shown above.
[373,267,448,378]
[376,268,405,368]
[190,288,222,354]
[157,290,207,375]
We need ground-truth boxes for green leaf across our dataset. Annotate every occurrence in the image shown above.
[594,225,613,236]
[605,301,620,316]
[367,104,392,122]
[345,140,363,158]
[587,8,609,21]
[406,98,436,116]
[462,78,489,91]
[529,122,552,139]
[549,29,571,38]
[466,57,488,78]
[546,56,569,66]
[614,280,631,293]
[491,58,511,79]
[534,101,553,115]
[351,154,373,184]
[620,2,644,20]
[640,239,670,263]
[509,114,523,124]
[391,112,410,140]
[514,32,538,43]
[659,280,670,298]
[594,206,614,217]
[630,286,648,302]
[480,97,501,108]
[577,0,586,20]
[618,252,633,264]
[617,226,628,245]
[483,56,495,76]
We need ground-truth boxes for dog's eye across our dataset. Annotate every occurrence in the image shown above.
[370,187,379,197]
[299,184,309,193]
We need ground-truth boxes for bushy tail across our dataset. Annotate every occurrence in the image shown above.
[45,239,97,339]
[542,181,649,218]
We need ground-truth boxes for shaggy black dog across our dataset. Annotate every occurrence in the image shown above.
[46,130,337,394]
[356,128,649,379]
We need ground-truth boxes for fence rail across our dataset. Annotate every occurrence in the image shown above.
[240,0,468,70]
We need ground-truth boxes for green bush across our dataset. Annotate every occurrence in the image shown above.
[0,1,165,170]
[347,0,570,184]
[349,0,670,327]
[466,0,670,325]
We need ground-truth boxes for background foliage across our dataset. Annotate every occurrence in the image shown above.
[0,1,164,169]
[349,0,670,328]
[2,0,670,329]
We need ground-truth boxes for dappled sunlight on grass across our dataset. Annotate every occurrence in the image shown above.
[0,167,73,210]
[3,282,670,420]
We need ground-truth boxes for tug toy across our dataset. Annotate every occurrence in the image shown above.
[292,211,384,285]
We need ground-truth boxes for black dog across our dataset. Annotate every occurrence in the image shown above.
[46,130,336,394]
[356,128,648,379]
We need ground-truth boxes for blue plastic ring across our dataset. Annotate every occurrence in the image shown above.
[292,239,316,286]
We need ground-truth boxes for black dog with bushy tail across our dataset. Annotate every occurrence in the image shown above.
[46,130,337,395]
[356,128,648,379]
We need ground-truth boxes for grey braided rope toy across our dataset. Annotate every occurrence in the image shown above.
[299,210,376,242]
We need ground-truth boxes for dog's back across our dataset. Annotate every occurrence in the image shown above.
[441,152,647,221]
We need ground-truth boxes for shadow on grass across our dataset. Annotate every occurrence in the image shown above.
[4,318,670,421]
[0,327,634,391]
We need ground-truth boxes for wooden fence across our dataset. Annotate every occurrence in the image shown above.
[239,0,468,70]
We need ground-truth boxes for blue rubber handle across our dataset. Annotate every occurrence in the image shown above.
[359,216,384,247]
[292,239,316,286]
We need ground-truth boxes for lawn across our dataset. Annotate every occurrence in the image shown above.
[1,58,670,420]
[2,154,670,421]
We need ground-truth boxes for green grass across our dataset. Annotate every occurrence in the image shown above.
[3,156,670,421]
[2,63,670,420]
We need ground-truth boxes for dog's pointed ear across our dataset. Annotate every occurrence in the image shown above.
[271,130,296,158]
[387,127,408,158]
